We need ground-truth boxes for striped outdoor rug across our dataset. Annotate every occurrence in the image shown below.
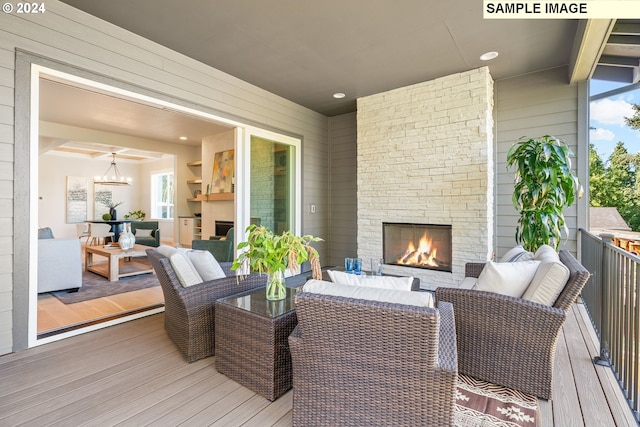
[455,374,538,427]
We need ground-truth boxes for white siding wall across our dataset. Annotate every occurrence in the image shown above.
[495,66,583,258]
[0,1,328,354]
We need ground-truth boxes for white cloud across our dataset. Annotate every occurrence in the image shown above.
[590,98,635,126]
[589,127,615,141]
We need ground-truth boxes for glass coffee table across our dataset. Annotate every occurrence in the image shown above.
[214,286,298,401]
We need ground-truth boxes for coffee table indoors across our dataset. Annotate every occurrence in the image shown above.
[215,286,298,401]
[85,243,154,282]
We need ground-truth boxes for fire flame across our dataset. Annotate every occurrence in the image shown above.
[396,232,440,267]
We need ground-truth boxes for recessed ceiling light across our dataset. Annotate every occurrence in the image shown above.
[333,93,346,99]
[480,51,499,61]
[179,136,188,140]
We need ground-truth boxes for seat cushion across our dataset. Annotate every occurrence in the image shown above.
[326,270,414,291]
[474,261,540,298]
[304,280,434,307]
[521,245,570,306]
[156,244,177,258]
[500,245,535,262]
[169,252,203,287]
[134,229,153,237]
[183,249,226,281]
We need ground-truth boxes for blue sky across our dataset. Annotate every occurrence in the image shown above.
[589,79,640,162]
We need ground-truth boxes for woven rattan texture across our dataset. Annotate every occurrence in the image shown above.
[215,300,297,401]
[147,249,267,363]
[289,293,458,426]
[436,249,590,400]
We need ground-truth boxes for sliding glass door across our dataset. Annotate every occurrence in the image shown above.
[236,129,301,241]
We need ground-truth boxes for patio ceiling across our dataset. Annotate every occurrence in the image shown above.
[593,20,640,84]
[60,0,590,117]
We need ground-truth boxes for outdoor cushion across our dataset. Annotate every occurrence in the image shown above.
[522,246,570,306]
[459,277,477,289]
[500,245,535,262]
[134,229,153,237]
[169,252,203,287]
[183,249,226,281]
[156,244,177,258]
[473,260,540,298]
[303,279,434,307]
[326,269,414,291]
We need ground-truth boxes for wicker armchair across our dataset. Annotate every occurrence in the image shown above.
[435,249,590,400]
[289,292,458,426]
[147,249,267,362]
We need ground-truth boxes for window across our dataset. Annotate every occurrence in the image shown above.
[151,171,174,219]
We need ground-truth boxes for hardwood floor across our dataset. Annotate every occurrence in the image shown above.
[4,303,637,426]
[37,246,165,335]
[37,287,164,334]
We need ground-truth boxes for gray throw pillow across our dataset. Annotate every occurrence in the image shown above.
[38,227,54,239]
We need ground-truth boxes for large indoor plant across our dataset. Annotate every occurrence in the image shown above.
[507,135,583,252]
[232,225,323,300]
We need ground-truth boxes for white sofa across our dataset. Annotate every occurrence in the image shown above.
[38,237,83,293]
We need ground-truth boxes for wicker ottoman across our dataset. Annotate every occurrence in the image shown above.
[215,286,298,401]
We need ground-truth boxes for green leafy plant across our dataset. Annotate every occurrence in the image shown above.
[125,210,146,220]
[232,224,323,279]
[507,135,583,252]
[102,213,112,221]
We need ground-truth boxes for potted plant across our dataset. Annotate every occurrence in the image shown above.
[507,135,583,252]
[232,225,323,300]
[103,201,123,220]
[125,210,146,220]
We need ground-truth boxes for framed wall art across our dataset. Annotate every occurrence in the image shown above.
[210,149,234,193]
[66,176,88,223]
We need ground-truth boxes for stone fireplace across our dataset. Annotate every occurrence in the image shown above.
[356,67,494,289]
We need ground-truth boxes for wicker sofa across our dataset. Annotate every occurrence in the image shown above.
[147,248,267,362]
[289,290,458,426]
[435,249,590,400]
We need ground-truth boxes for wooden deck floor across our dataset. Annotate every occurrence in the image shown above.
[0,303,636,426]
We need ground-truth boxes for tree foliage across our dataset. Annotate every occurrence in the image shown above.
[589,142,640,231]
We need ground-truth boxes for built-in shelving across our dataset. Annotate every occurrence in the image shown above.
[187,193,234,202]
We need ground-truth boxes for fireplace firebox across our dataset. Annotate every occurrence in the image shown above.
[383,223,452,273]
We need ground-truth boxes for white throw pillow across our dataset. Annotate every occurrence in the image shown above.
[327,270,414,291]
[169,252,203,287]
[522,247,570,306]
[474,261,540,298]
[303,280,433,308]
[184,249,226,281]
[135,229,153,237]
[534,245,560,262]
[500,245,535,262]
[458,277,478,289]
[156,244,177,258]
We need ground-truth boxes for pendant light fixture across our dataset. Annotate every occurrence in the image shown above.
[94,153,132,186]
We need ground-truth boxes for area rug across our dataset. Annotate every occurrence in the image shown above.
[455,374,538,427]
[51,257,160,304]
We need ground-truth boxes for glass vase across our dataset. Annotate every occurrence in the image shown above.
[119,223,136,250]
[266,269,286,301]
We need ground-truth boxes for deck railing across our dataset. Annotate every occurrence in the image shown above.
[579,229,640,421]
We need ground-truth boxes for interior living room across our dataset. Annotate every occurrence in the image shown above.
[3,1,640,425]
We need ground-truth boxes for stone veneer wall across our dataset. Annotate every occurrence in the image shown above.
[357,67,494,289]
